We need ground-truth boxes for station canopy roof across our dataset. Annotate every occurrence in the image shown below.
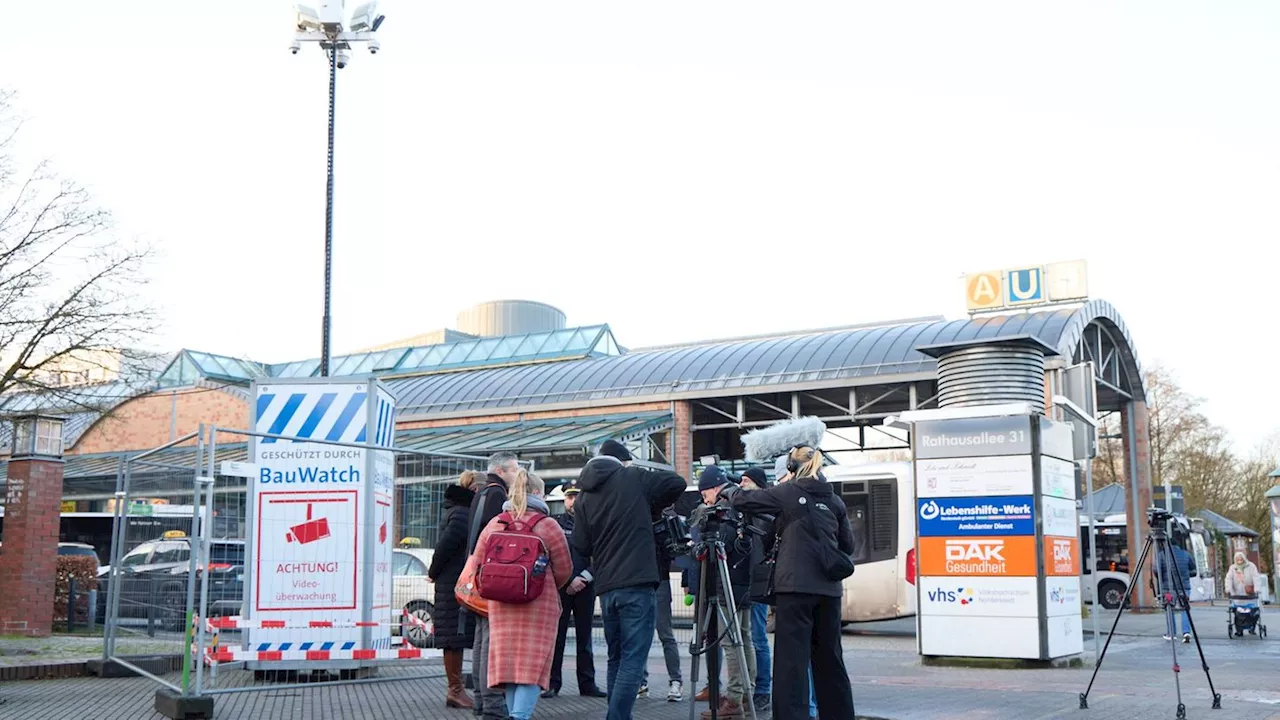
[396,412,671,456]
[389,300,1142,418]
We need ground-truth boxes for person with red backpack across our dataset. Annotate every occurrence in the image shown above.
[471,469,574,720]
[466,452,521,720]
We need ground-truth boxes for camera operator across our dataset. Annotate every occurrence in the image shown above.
[725,445,856,720]
[687,466,761,720]
[572,440,687,720]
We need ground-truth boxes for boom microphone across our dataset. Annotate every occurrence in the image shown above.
[741,416,827,462]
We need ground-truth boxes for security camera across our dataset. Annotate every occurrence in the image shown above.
[367,39,380,55]
[336,49,351,69]
[289,39,301,55]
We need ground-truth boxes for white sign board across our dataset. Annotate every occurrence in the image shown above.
[1041,495,1078,538]
[1047,613,1084,657]
[916,455,1034,498]
[919,615,1041,659]
[918,577,1039,618]
[221,461,262,479]
[248,381,395,659]
[1040,456,1077,501]
[1044,576,1081,618]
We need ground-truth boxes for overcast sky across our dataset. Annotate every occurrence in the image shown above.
[4,2,1277,450]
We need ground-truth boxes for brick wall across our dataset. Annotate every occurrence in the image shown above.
[671,401,693,479]
[0,459,65,636]
[72,387,249,454]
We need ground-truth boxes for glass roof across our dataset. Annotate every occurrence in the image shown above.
[257,325,621,381]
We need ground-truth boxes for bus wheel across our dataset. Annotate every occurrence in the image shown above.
[1098,579,1126,610]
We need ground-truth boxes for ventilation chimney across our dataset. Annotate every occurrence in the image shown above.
[916,335,1057,413]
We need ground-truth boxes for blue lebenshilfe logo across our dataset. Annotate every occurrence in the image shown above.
[917,495,1035,537]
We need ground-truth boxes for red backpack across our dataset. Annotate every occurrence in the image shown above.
[477,511,550,605]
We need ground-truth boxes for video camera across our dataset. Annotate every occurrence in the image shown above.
[654,511,692,560]
[1146,506,1173,529]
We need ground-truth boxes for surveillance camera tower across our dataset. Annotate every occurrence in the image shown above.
[289,2,385,378]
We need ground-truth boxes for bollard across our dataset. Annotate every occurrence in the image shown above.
[68,578,78,633]
[88,589,98,632]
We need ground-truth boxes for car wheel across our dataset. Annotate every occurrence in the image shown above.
[404,603,434,649]
[1098,580,1126,610]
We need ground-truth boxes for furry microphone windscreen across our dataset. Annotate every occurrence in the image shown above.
[741,416,827,462]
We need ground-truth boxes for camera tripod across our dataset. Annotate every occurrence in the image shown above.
[1080,511,1221,719]
[686,534,758,720]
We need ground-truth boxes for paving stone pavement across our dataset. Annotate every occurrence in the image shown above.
[1,631,1277,719]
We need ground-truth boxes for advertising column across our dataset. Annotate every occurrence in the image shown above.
[915,416,1040,659]
[1039,418,1083,658]
[245,379,396,666]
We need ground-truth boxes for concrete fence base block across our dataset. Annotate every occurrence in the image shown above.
[921,654,1084,670]
[154,689,215,720]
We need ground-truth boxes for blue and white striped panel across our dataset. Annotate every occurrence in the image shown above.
[372,635,392,650]
[254,641,357,652]
[372,394,396,447]
[256,386,367,444]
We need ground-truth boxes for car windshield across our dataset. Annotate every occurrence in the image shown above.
[58,546,97,558]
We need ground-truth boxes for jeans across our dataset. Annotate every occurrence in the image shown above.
[504,684,541,720]
[773,593,854,720]
[602,587,657,720]
[643,579,684,686]
[807,665,817,717]
[750,603,772,696]
[473,616,507,719]
[1166,607,1192,636]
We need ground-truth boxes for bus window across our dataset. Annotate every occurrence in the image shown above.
[845,496,870,564]
[838,479,897,564]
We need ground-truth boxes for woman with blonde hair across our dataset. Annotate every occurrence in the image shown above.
[471,469,572,720]
[728,445,856,720]
[427,470,485,708]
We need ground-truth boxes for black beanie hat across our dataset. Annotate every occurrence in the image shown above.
[741,467,770,488]
[598,439,633,462]
[698,465,730,492]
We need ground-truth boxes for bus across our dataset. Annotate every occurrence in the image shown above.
[827,462,917,623]
[1079,511,1211,609]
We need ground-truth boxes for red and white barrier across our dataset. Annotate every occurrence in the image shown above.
[204,645,431,664]
[205,609,431,633]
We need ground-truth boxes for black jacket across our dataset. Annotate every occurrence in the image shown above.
[427,484,477,649]
[555,511,593,582]
[572,458,687,596]
[748,514,777,602]
[465,474,509,556]
[730,478,855,598]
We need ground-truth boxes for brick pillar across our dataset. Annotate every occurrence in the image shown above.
[671,401,693,482]
[1122,400,1154,608]
[0,458,65,636]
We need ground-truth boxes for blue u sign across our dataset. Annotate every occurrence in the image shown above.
[918,495,1036,537]
[1005,267,1043,305]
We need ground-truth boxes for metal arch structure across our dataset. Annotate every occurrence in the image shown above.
[1049,299,1146,411]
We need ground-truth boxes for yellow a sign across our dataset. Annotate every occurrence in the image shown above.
[965,272,1003,311]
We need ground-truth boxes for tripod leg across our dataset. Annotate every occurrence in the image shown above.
[1081,532,1157,709]
[1154,541,1186,716]
[688,557,711,720]
[714,552,758,720]
[1166,545,1222,710]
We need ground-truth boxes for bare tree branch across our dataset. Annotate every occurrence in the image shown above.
[0,90,156,414]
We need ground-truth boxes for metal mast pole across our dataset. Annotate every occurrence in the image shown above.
[320,41,337,377]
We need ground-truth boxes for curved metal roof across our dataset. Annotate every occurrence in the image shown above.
[386,300,1142,418]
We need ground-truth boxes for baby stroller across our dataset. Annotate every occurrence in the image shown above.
[1227,595,1266,639]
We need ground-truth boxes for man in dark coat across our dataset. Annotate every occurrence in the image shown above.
[544,480,608,699]
[428,479,478,709]
[466,452,519,720]
[573,440,687,720]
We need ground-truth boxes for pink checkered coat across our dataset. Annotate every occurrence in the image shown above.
[472,510,573,689]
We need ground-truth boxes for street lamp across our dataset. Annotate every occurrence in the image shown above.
[291,1,385,377]
[9,414,65,459]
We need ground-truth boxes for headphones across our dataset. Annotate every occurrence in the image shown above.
[786,444,816,475]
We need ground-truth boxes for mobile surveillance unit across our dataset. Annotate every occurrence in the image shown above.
[291,2,385,65]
